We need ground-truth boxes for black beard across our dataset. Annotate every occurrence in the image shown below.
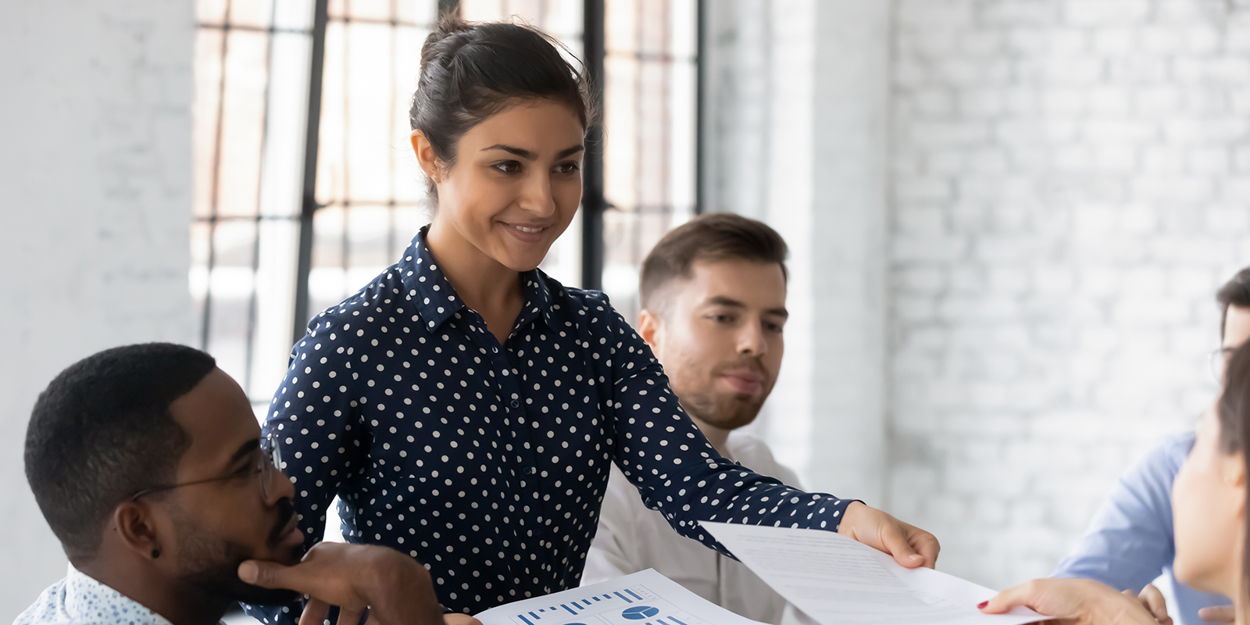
[170,499,302,606]
[175,526,302,606]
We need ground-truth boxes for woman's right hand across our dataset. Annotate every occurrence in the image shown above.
[979,578,1160,625]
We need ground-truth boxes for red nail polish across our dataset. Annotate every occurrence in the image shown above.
[977,601,988,609]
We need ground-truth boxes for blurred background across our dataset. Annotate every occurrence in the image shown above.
[3,0,1249,618]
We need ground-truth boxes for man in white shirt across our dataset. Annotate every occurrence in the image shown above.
[16,342,473,625]
[583,213,801,624]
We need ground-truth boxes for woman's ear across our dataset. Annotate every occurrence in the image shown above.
[1221,453,1247,520]
[111,501,164,561]
[410,130,442,183]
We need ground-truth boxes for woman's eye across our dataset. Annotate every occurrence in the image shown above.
[709,314,734,324]
[765,322,784,334]
[554,162,581,175]
[491,161,521,174]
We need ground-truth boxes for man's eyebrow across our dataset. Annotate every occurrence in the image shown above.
[705,296,746,308]
[228,438,261,464]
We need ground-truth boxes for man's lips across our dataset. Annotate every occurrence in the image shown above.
[719,370,766,396]
[272,511,302,548]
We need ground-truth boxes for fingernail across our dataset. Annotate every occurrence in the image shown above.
[977,601,988,610]
[238,561,258,582]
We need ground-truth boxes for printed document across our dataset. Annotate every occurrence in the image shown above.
[700,521,1048,625]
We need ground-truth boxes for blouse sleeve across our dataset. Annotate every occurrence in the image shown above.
[595,297,856,556]
[242,312,371,625]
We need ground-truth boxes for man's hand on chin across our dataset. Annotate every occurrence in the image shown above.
[238,542,459,625]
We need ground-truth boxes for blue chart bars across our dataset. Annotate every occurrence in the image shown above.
[510,585,696,625]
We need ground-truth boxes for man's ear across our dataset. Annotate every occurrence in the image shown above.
[637,309,663,351]
[410,130,442,183]
[111,501,164,561]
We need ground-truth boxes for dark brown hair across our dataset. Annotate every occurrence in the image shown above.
[1217,267,1250,340]
[410,14,594,199]
[639,213,789,312]
[1217,342,1250,607]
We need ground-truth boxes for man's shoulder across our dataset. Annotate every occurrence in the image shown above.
[1125,430,1196,487]
[727,431,802,486]
[15,570,174,625]
[14,577,70,625]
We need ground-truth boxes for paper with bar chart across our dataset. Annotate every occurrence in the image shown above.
[473,569,767,625]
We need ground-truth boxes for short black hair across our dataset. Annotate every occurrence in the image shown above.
[25,342,216,561]
[1217,267,1250,340]
[639,213,789,312]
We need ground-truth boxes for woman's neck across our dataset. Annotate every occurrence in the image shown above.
[425,221,524,341]
[426,223,521,305]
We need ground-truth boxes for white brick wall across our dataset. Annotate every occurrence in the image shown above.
[0,0,193,615]
[890,0,1250,587]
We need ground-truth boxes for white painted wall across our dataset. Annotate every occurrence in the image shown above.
[0,0,194,617]
[701,0,893,505]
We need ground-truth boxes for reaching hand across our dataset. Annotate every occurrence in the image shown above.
[980,578,1158,625]
[836,502,940,568]
[1198,605,1235,624]
[238,542,448,625]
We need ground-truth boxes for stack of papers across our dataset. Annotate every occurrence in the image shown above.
[474,524,1047,625]
[700,521,1047,625]
[475,569,768,625]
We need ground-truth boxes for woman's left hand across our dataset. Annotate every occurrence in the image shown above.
[980,578,1159,625]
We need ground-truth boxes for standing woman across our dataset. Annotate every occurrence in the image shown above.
[251,15,936,622]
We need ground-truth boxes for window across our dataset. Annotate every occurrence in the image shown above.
[193,0,701,403]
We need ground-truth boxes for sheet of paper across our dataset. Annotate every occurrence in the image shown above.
[700,521,1048,625]
[474,569,768,625]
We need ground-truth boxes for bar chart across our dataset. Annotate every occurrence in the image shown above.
[508,582,701,625]
[473,569,767,625]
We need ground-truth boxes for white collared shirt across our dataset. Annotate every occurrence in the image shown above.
[583,432,802,625]
[14,566,173,625]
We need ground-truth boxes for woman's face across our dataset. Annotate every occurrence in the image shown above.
[420,98,584,272]
[1172,403,1246,598]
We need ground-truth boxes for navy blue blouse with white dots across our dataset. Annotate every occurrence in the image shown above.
[247,228,852,620]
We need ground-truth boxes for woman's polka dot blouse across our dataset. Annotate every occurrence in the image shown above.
[245,228,853,620]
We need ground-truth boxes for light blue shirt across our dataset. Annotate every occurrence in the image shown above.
[13,566,172,625]
[1053,431,1231,625]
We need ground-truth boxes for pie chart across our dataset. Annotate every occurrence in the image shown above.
[621,606,661,620]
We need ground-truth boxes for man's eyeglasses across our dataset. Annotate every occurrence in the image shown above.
[129,432,285,502]
[1210,347,1235,384]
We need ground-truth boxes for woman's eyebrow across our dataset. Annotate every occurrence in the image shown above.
[481,144,585,159]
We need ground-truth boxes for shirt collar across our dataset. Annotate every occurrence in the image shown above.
[63,566,173,625]
[401,226,560,334]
